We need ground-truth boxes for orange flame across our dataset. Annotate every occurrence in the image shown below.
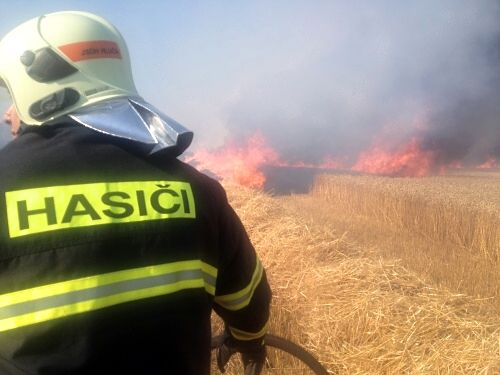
[352,137,437,177]
[275,155,346,170]
[186,133,349,188]
[186,133,279,188]
[186,130,498,189]
[477,157,498,169]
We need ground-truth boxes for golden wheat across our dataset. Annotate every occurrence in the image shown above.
[311,171,500,306]
[211,184,500,374]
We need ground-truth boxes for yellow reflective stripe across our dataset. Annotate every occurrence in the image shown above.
[0,260,216,308]
[229,322,268,341]
[5,180,196,238]
[201,262,218,295]
[0,260,217,332]
[1,280,205,332]
[214,258,263,311]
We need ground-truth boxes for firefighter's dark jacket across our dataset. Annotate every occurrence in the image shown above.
[0,123,271,374]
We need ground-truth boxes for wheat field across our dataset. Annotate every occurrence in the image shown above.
[311,171,500,309]
[211,170,500,374]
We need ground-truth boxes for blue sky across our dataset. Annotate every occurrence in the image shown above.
[1,1,499,163]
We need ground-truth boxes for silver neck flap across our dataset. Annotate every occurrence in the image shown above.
[68,97,193,156]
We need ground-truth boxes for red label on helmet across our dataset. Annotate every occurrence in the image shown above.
[58,40,122,62]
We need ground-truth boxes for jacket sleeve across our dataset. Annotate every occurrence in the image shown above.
[212,187,272,342]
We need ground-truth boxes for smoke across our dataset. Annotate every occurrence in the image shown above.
[216,1,500,166]
[425,32,500,164]
[1,1,498,165]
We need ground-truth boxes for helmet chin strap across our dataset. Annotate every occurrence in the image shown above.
[68,97,193,156]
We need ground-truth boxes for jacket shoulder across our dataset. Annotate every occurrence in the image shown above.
[167,159,228,200]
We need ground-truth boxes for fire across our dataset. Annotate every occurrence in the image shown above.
[352,137,437,177]
[186,133,347,188]
[185,133,279,189]
[477,157,498,169]
[186,131,498,189]
[275,155,346,170]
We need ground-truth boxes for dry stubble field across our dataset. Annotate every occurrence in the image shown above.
[211,169,500,374]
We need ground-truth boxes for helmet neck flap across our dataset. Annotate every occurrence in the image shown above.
[69,97,193,156]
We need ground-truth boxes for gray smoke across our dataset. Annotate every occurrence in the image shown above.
[220,1,500,166]
[1,1,499,167]
[425,30,500,164]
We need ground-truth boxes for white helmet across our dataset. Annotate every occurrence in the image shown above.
[0,11,137,125]
[0,11,192,155]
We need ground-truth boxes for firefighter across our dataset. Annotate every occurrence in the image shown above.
[0,11,271,374]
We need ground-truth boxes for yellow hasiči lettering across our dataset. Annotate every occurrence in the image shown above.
[5,181,196,238]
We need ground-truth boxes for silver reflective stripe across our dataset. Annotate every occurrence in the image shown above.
[0,270,215,320]
[0,260,218,332]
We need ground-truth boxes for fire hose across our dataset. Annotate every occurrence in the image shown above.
[211,333,329,374]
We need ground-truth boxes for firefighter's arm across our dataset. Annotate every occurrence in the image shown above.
[212,191,271,346]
